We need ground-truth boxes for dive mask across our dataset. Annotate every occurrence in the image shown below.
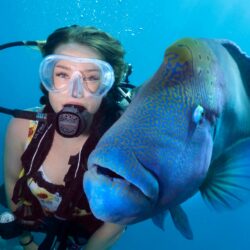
[39,54,115,98]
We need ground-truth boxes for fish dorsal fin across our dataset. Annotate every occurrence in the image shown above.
[220,40,250,98]
[200,137,250,210]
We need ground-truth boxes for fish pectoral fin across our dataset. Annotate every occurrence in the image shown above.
[200,137,250,210]
[152,205,193,240]
[169,205,193,240]
[152,210,169,231]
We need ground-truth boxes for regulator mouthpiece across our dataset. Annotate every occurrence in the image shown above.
[56,104,90,138]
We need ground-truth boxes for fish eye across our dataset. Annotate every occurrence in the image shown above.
[192,105,205,124]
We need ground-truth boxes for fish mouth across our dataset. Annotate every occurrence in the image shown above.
[96,165,124,180]
[87,158,159,201]
[92,164,153,200]
[84,151,159,224]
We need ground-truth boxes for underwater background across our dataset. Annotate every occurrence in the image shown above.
[0,0,250,249]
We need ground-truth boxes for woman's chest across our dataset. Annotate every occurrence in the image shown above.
[42,135,87,185]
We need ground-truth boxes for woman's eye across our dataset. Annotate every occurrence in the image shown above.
[55,72,70,79]
[90,77,100,83]
[84,74,100,82]
[192,105,205,125]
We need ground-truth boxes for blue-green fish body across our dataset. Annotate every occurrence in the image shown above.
[84,38,250,239]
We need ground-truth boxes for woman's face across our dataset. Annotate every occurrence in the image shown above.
[48,43,104,114]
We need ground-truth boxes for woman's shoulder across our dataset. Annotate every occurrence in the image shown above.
[6,106,42,145]
[6,118,30,145]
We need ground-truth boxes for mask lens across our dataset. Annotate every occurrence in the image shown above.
[82,63,102,93]
[53,60,72,90]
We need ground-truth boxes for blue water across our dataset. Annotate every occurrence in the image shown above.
[1,0,250,249]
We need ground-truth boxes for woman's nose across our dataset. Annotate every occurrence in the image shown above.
[69,72,84,98]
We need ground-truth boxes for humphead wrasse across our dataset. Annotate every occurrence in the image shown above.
[83,38,250,239]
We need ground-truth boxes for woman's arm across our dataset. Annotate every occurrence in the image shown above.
[4,118,29,210]
[3,118,38,250]
[84,222,126,250]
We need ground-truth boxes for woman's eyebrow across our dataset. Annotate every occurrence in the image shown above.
[55,64,71,70]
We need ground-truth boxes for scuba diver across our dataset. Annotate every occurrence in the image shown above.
[0,25,135,250]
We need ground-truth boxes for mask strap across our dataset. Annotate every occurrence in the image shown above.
[0,40,46,51]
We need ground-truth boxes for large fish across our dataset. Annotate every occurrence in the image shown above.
[83,38,250,239]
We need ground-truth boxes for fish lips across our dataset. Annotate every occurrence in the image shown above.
[84,147,159,224]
